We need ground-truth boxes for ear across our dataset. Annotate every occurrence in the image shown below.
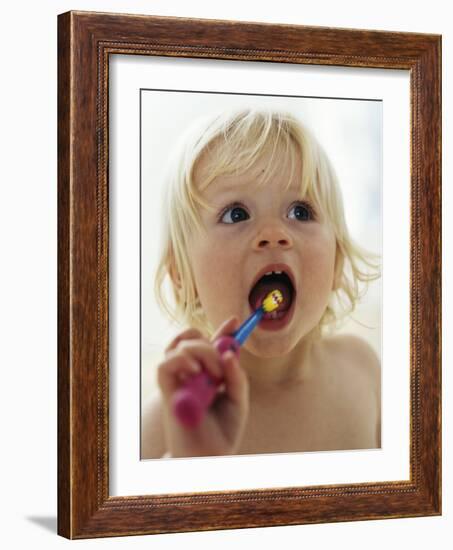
[166,246,182,289]
[332,245,344,291]
[168,259,182,290]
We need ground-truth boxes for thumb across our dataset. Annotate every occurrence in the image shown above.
[210,315,241,342]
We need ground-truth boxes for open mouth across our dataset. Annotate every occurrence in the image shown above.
[248,266,296,329]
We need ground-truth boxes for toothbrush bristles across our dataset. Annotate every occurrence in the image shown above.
[262,290,283,313]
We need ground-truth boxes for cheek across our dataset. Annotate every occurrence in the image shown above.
[303,236,336,291]
[193,242,225,279]
[190,241,237,304]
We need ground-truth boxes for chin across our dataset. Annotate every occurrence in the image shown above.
[244,335,298,358]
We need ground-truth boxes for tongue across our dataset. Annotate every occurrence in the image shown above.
[249,279,292,312]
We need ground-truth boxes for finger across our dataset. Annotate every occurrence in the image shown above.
[157,352,202,396]
[177,340,224,379]
[165,328,204,353]
[221,350,249,406]
[210,315,241,343]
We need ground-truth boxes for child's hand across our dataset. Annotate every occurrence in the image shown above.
[157,316,249,457]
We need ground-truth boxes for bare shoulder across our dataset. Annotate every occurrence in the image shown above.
[141,393,167,459]
[322,333,380,385]
[316,333,381,448]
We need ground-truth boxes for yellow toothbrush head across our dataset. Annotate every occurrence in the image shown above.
[262,289,283,313]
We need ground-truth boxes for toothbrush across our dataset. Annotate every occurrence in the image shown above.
[171,289,283,429]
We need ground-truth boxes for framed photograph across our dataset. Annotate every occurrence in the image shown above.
[58,11,441,539]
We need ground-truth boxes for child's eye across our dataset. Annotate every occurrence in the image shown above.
[288,202,315,221]
[219,205,250,224]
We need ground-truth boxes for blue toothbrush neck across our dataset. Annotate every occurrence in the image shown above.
[233,308,264,346]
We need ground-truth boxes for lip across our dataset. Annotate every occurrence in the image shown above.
[248,262,297,332]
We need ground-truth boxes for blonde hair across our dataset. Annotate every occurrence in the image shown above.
[154,108,380,336]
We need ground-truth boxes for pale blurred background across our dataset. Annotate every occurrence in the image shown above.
[141,91,382,402]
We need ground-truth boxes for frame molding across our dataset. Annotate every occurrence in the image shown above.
[58,10,441,538]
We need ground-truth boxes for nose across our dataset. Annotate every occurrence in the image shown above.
[252,221,293,250]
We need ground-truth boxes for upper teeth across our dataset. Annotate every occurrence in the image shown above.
[265,270,283,275]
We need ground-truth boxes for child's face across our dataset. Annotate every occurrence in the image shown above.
[186,142,337,357]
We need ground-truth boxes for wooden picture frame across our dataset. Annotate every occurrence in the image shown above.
[58,10,441,539]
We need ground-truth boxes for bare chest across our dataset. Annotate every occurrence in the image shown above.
[236,381,376,455]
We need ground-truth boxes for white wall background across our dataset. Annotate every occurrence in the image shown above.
[0,0,449,548]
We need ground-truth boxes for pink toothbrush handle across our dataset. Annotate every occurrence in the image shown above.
[171,335,240,429]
